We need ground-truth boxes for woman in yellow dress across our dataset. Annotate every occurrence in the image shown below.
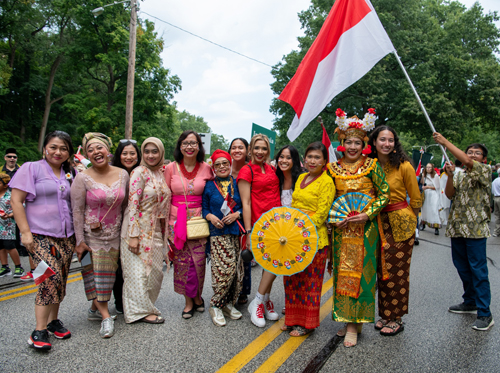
[368,125,422,336]
[281,142,335,337]
[327,108,390,347]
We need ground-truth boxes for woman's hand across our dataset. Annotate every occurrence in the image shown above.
[75,242,91,261]
[207,213,224,229]
[347,212,369,223]
[21,231,35,253]
[221,212,239,226]
[128,237,140,255]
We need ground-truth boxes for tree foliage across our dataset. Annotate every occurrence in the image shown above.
[270,0,500,163]
[0,0,224,164]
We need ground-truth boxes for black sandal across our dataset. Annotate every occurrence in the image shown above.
[380,320,404,336]
[182,308,195,319]
[374,319,388,330]
[194,297,205,312]
[238,294,248,304]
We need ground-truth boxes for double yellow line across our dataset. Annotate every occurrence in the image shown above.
[0,273,83,302]
[217,277,334,373]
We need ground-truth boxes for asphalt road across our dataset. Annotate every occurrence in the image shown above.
[1,220,499,373]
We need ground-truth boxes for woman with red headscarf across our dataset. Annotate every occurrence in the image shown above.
[202,150,244,327]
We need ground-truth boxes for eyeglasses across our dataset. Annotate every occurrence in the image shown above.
[5,155,17,159]
[466,151,483,156]
[214,161,230,169]
[181,141,199,148]
[120,139,137,144]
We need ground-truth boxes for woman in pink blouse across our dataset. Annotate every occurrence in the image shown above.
[164,131,213,319]
[71,133,129,339]
[10,131,76,351]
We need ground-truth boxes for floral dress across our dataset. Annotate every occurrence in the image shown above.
[121,165,171,323]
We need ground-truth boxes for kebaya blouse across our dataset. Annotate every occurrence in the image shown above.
[9,159,74,238]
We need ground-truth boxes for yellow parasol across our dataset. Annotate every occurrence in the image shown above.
[251,206,318,276]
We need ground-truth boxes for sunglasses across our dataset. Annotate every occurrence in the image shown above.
[120,139,137,144]
[5,155,17,159]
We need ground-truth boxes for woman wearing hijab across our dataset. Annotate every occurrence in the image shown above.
[121,137,171,324]
[71,133,129,338]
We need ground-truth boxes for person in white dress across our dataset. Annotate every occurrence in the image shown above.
[420,163,442,235]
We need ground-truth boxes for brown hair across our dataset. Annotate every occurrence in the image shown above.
[422,163,436,179]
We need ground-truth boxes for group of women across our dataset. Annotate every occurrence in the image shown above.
[10,107,422,351]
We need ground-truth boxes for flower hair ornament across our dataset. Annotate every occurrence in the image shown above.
[334,108,377,155]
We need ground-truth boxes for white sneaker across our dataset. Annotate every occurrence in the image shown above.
[99,317,115,338]
[209,307,226,327]
[264,300,280,321]
[222,304,242,320]
[87,308,117,321]
[248,298,266,328]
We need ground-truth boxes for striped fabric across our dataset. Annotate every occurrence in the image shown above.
[82,248,119,302]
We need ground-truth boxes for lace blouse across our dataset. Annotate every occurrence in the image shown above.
[71,169,129,251]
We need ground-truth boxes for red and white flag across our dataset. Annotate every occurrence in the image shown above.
[279,0,395,141]
[321,123,337,163]
[33,260,55,285]
[415,147,424,176]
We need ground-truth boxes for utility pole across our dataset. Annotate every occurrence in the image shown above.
[124,0,137,140]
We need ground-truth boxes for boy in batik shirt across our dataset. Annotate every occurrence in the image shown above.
[433,133,493,331]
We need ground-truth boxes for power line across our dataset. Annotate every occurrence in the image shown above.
[140,11,274,68]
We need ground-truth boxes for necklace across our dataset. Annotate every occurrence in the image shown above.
[179,161,200,180]
[339,157,365,176]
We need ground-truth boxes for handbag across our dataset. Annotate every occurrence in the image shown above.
[175,162,210,240]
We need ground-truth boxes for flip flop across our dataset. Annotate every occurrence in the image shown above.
[141,316,165,324]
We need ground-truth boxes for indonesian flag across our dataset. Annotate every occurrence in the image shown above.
[440,147,447,169]
[279,0,395,141]
[415,147,424,176]
[321,123,337,163]
[33,260,55,285]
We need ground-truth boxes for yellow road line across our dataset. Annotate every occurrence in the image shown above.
[216,277,333,373]
[0,275,82,302]
[253,297,333,373]
[0,273,82,296]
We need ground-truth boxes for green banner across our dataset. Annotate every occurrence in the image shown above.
[251,123,277,159]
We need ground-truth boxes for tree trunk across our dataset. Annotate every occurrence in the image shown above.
[38,55,62,152]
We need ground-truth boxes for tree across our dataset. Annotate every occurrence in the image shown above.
[270,0,500,159]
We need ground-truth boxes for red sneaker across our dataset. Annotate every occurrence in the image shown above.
[28,329,51,350]
[20,271,33,282]
[47,319,71,339]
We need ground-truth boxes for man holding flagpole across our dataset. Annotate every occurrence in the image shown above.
[433,132,494,331]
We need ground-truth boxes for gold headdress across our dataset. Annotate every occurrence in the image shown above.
[334,108,377,155]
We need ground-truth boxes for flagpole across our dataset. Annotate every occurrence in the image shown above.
[392,51,450,164]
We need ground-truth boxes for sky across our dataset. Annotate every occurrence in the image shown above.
[138,0,500,144]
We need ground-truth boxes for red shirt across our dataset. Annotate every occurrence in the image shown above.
[237,162,281,225]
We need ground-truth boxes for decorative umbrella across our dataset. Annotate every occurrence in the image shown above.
[328,192,372,223]
[251,206,318,276]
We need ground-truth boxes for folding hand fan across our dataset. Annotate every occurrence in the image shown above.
[328,192,372,223]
